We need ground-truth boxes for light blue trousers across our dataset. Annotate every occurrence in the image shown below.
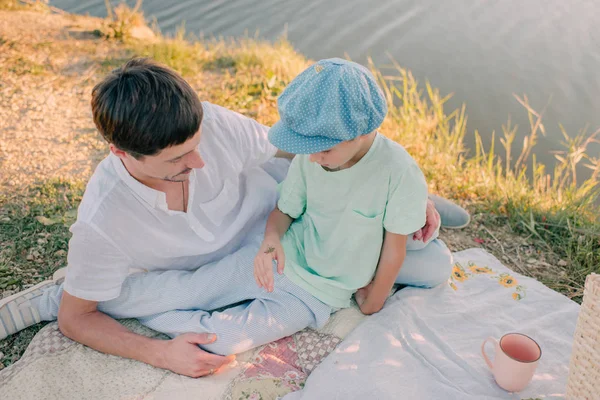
[35,232,452,355]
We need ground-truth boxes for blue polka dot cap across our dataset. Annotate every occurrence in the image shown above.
[268,58,388,154]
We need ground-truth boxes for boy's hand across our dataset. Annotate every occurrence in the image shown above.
[355,282,386,315]
[355,282,373,308]
[254,237,285,292]
[359,301,383,315]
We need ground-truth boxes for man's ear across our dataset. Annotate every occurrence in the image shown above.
[109,144,129,161]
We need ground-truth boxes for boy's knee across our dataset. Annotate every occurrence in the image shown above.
[402,240,452,288]
[422,243,453,287]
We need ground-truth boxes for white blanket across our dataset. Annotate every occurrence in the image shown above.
[284,248,579,400]
[0,249,579,399]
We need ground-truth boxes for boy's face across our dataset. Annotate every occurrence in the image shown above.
[308,136,364,170]
[111,129,205,183]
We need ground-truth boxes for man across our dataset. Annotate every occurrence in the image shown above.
[0,58,469,378]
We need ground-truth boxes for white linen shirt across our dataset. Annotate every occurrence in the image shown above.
[64,102,279,301]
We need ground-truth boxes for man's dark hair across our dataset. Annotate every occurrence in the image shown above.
[91,57,203,159]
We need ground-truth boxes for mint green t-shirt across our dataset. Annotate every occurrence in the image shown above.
[278,133,428,308]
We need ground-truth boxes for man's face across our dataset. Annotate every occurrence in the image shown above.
[117,129,205,183]
[308,137,363,170]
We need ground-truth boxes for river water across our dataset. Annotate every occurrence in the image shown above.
[51,0,600,167]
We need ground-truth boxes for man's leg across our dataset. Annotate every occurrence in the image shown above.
[31,237,333,356]
[97,241,268,319]
[0,279,62,339]
[430,194,470,229]
[30,239,267,322]
[137,272,332,356]
[7,238,332,355]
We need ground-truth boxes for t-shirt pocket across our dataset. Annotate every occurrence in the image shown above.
[348,210,385,242]
[341,210,386,285]
[351,208,385,220]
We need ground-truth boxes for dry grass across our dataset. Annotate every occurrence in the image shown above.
[0,0,45,11]
[98,0,147,39]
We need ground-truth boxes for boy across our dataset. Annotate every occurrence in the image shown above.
[254,58,433,315]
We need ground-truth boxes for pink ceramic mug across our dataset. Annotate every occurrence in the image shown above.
[481,333,542,392]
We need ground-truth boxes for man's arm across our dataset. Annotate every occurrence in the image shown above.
[209,103,294,168]
[413,198,440,242]
[356,231,407,315]
[58,291,234,377]
[275,149,295,160]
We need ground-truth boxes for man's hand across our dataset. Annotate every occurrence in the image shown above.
[254,237,285,292]
[58,291,235,379]
[158,333,236,378]
[413,198,440,242]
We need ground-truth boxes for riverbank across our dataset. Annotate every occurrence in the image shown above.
[1,3,598,368]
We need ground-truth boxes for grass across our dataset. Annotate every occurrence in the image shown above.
[0,180,84,366]
[0,2,599,367]
[7,56,47,75]
[140,36,309,120]
[0,179,83,289]
[0,0,49,11]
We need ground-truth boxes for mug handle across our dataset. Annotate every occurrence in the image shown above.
[481,337,497,370]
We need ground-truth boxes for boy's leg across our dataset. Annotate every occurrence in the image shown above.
[395,239,453,288]
[137,273,332,356]
[394,220,453,288]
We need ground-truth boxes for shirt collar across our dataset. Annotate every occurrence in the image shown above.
[110,153,163,208]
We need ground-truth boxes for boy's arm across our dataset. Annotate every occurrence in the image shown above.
[264,206,294,241]
[357,231,407,315]
[255,155,306,290]
[254,207,294,291]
